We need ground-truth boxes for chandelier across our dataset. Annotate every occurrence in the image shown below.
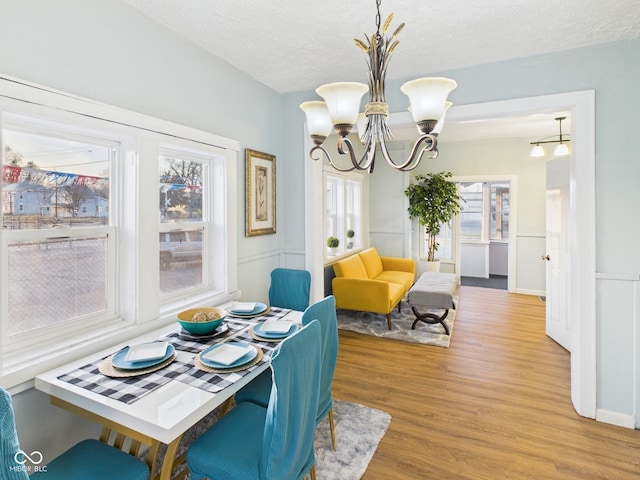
[529,116,571,157]
[299,0,457,173]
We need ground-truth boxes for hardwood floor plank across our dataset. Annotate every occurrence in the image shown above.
[332,286,640,479]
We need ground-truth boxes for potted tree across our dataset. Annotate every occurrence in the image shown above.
[346,229,355,249]
[404,171,462,272]
[326,236,339,256]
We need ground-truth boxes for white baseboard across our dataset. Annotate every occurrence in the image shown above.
[513,288,546,297]
[596,408,636,429]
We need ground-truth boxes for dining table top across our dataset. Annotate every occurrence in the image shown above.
[34,306,302,445]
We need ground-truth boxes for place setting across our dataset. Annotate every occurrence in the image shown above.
[194,341,263,374]
[98,341,177,378]
[249,317,299,342]
[226,301,270,318]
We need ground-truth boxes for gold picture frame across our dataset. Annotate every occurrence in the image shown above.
[245,149,276,236]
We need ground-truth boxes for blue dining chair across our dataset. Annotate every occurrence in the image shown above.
[268,268,311,311]
[0,388,149,480]
[187,320,322,480]
[234,295,339,450]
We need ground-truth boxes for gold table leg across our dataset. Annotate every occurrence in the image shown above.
[157,435,183,480]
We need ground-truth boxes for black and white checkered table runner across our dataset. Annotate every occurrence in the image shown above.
[56,307,292,404]
[56,356,189,405]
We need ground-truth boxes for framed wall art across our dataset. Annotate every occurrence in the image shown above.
[245,149,276,236]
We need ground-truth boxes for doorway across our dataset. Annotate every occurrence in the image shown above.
[457,179,511,291]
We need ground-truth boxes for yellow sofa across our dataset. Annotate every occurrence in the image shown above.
[332,247,416,329]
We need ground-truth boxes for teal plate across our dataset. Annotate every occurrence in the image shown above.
[112,343,175,370]
[199,342,258,369]
[253,321,296,339]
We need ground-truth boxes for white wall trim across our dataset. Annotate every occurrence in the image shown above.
[596,409,636,429]
[514,288,546,297]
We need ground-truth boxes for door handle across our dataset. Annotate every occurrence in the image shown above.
[542,255,550,261]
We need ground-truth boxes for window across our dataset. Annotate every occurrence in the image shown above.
[159,150,208,297]
[324,169,363,259]
[0,77,238,384]
[459,182,485,241]
[2,115,117,341]
[490,184,510,240]
[429,181,510,260]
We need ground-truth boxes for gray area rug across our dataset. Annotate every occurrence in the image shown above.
[312,400,391,479]
[337,299,456,347]
[160,399,390,479]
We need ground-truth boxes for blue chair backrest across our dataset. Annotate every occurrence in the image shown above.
[301,295,338,422]
[1,388,30,480]
[261,320,321,480]
[268,268,311,311]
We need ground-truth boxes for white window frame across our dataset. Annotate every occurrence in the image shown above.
[0,74,239,389]
[323,167,363,262]
[158,146,213,302]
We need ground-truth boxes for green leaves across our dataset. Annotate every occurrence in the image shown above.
[404,172,462,261]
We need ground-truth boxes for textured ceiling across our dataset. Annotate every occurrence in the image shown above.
[119,0,639,141]
[121,0,640,94]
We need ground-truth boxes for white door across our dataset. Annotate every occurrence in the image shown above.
[545,158,571,350]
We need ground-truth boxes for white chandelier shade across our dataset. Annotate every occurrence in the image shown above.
[553,142,570,156]
[400,78,457,124]
[299,101,333,138]
[315,82,369,127]
[530,144,546,157]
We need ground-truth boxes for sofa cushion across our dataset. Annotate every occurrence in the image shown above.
[359,248,383,279]
[374,270,415,291]
[333,254,368,279]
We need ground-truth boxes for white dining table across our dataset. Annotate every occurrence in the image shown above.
[35,307,302,480]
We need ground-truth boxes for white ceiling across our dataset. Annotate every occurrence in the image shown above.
[120,0,640,140]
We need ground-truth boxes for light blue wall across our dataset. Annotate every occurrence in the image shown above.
[284,39,640,421]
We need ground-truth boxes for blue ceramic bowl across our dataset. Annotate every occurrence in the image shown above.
[177,307,226,335]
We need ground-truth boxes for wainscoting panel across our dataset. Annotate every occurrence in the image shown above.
[237,251,282,303]
[594,274,639,428]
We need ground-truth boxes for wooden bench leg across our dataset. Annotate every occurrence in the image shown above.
[386,313,392,330]
[410,306,451,335]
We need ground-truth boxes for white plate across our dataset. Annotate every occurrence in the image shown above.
[261,319,293,334]
[124,342,169,363]
[202,343,254,365]
[230,301,256,313]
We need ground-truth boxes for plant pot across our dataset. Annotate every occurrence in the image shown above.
[347,241,353,249]
[424,258,440,272]
[328,247,337,256]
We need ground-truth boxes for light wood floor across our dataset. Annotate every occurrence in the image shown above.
[332,286,640,480]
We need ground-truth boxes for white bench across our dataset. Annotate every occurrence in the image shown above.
[407,272,459,335]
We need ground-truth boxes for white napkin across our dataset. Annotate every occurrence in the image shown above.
[124,342,168,362]
[261,319,293,334]
[231,302,256,312]
[203,344,253,365]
